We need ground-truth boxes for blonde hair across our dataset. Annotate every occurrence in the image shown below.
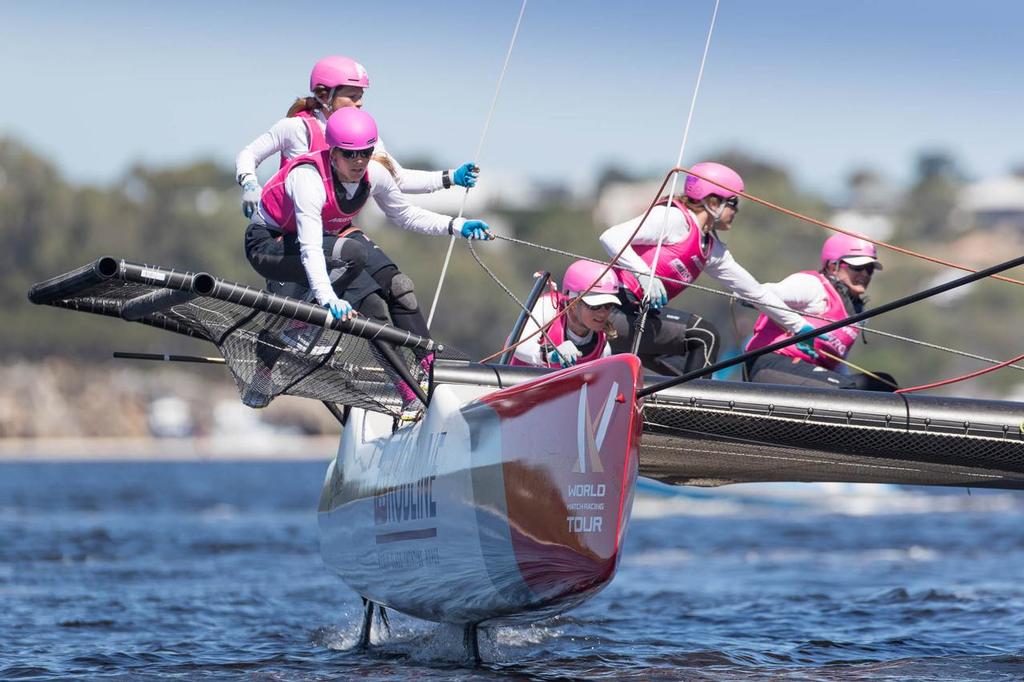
[286,86,333,117]
[371,153,397,178]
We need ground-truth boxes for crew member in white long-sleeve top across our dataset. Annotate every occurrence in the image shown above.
[599,161,811,376]
[237,55,479,339]
[245,107,491,330]
[744,233,897,391]
[510,260,620,369]
[236,55,477,215]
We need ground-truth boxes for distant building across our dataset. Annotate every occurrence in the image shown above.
[958,173,1024,232]
[828,170,897,242]
[592,180,664,228]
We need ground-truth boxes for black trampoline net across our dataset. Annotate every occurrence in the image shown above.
[31,260,466,417]
[640,395,1024,488]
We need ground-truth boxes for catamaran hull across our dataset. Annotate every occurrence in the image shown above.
[318,355,643,625]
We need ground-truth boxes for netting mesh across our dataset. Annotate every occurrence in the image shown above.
[34,263,464,417]
[641,398,1024,488]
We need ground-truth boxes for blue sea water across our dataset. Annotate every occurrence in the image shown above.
[1,460,1023,681]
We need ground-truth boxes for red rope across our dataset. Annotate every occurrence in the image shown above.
[478,165,1024,364]
[895,352,1024,394]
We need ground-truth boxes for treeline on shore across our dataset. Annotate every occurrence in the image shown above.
[4,136,1023,404]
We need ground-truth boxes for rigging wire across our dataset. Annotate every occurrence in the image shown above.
[478,168,687,363]
[895,351,1024,394]
[476,230,1024,380]
[471,154,1024,389]
[633,0,721,354]
[680,167,1024,287]
[483,231,1024,372]
[426,0,528,330]
[464,240,565,361]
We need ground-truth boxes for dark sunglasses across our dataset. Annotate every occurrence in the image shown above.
[723,196,739,209]
[338,147,374,159]
[581,301,616,312]
[841,262,875,275]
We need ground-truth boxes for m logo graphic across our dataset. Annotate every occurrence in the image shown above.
[574,381,619,473]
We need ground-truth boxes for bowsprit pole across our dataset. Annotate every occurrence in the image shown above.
[113,352,225,365]
[631,0,721,354]
[636,252,1024,399]
[425,0,528,330]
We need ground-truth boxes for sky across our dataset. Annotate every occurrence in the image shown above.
[2,1,1023,199]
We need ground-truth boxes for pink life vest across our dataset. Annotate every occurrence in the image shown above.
[509,293,608,368]
[615,197,713,302]
[279,111,329,168]
[744,271,860,370]
[259,149,370,235]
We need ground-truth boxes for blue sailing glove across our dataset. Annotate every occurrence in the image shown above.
[460,219,492,241]
[549,340,582,368]
[642,277,669,309]
[795,323,820,360]
[324,297,355,322]
[240,178,262,219]
[453,162,479,188]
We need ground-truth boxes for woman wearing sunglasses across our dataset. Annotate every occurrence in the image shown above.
[244,107,491,327]
[235,55,478,220]
[743,234,897,391]
[511,260,620,368]
[599,162,809,376]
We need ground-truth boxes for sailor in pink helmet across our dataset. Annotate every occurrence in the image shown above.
[236,55,478,218]
[599,162,810,376]
[744,234,897,391]
[511,260,620,368]
[244,107,491,330]
[237,56,479,339]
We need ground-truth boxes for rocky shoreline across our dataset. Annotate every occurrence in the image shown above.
[0,359,341,445]
[0,435,339,461]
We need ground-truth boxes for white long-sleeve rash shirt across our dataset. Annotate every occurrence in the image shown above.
[259,160,463,305]
[512,295,612,366]
[235,110,443,193]
[763,272,831,316]
[599,205,808,334]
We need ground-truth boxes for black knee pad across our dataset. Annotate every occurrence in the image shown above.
[373,265,418,313]
[356,293,391,325]
[372,265,399,297]
[389,273,418,313]
[325,237,368,272]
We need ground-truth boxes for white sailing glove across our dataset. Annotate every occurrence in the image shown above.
[240,175,262,219]
[549,340,582,368]
[641,276,669,309]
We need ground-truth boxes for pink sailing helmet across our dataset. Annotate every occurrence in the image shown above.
[309,55,370,92]
[821,234,883,270]
[684,162,744,201]
[562,260,621,307]
[325,108,378,150]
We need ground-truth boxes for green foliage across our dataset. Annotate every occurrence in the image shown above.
[4,137,1021,398]
[893,151,961,241]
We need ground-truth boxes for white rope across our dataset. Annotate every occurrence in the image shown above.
[426,0,528,329]
[633,0,721,353]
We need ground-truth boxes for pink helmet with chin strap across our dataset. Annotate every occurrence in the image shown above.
[562,260,621,307]
[821,234,883,270]
[684,162,744,201]
[325,108,378,150]
[310,55,370,92]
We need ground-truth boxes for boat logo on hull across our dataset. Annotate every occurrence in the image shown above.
[574,381,619,474]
